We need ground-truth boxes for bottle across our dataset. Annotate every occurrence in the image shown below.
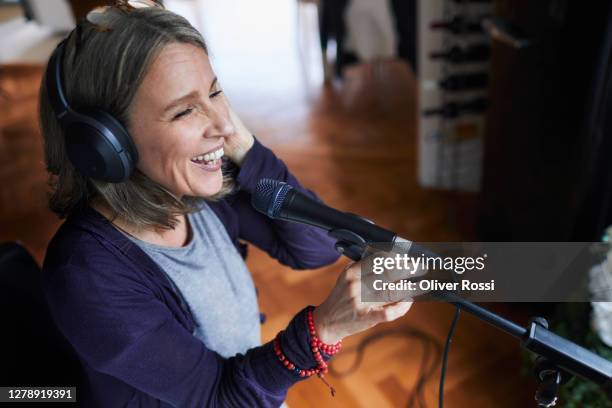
[438,73,488,91]
[423,98,488,118]
[430,17,483,34]
[430,44,490,64]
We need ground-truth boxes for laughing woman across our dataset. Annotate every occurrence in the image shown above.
[39,2,412,407]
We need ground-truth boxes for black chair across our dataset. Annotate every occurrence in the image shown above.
[0,242,82,399]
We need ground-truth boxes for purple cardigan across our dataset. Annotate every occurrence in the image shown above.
[42,139,340,407]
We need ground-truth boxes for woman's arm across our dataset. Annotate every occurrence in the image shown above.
[42,228,412,407]
[226,138,341,269]
[220,97,339,270]
[42,241,318,408]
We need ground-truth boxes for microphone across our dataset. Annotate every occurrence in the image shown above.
[251,178,429,259]
[252,179,396,242]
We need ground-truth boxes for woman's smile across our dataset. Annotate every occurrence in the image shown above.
[190,145,224,172]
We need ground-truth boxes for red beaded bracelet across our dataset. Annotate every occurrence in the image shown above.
[273,307,342,396]
[307,307,343,358]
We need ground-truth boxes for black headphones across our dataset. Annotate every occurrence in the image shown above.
[46,38,138,183]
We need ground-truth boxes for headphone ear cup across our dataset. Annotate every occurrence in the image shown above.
[64,110,137,183]
[46,40,138,183]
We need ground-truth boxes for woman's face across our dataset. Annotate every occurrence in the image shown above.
[128,42,234,198]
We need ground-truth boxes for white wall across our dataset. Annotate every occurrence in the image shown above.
[28,0,74,31]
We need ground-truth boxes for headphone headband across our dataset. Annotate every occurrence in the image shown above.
[46,39,73,122]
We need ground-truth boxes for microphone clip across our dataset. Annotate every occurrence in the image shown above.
[329,229,367,261]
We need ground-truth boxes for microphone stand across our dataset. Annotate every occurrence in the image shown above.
[437,291,612,407]
[330,233,612,407]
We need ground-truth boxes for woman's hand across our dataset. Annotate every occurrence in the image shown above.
[312,261,413,344]
[220,95,254,166]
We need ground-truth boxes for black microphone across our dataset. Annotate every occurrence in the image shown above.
[252,179,396,243]
[251,178,435,261]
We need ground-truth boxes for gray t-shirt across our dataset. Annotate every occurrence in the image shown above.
[125,202,261,358]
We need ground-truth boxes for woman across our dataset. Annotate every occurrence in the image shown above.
[39,2,412,407]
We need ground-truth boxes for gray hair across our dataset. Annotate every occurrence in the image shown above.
[39,4,235,229]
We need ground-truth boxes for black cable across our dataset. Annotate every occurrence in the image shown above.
[328,326,442,408]
[439,306,461,408]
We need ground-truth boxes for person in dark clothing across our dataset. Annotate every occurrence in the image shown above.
[38,1,413,407]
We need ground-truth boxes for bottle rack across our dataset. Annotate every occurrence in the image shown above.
[417,0,493,192]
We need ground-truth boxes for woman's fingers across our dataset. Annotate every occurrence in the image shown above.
[343,262,360,281]
[360,272,418,303]
[314,258,416,343]
[366,301,413,323]
[343,259,416,305]
[352,250,430,303]
[382,301,413,321]
[350,301,412,332]
[217,94,254,166]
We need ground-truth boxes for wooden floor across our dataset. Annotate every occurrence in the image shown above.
[0,1,535,405]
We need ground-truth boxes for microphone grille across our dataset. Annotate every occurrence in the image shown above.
[252,178,293,218]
